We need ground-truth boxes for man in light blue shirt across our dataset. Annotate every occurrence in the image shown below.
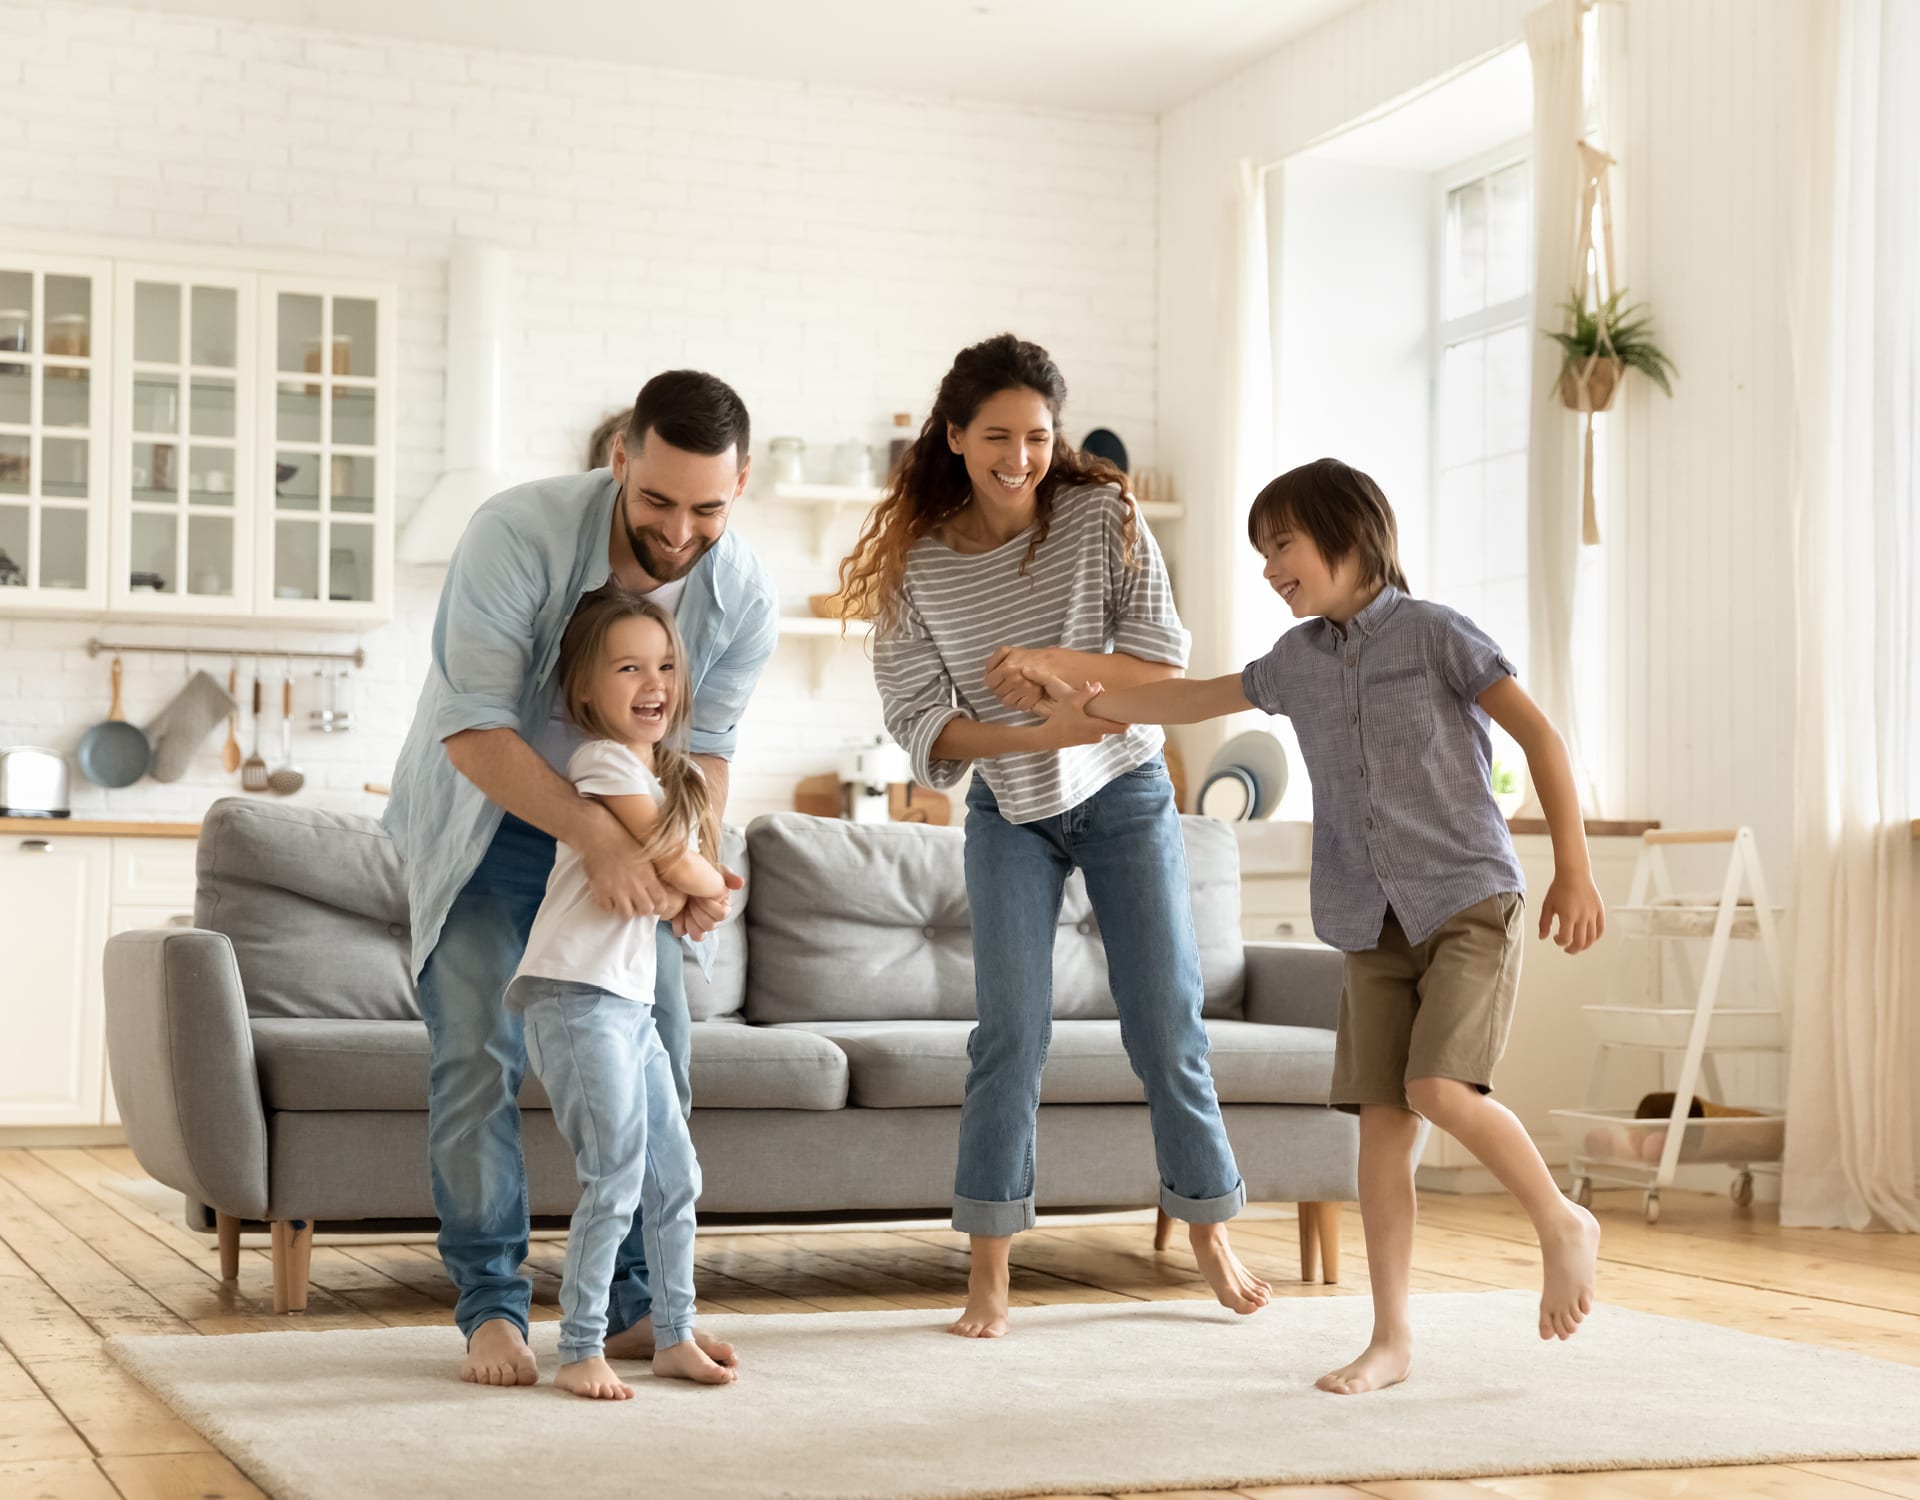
[385,370,777,1388]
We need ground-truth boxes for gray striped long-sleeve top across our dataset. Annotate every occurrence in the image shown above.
[874,483,1189,825]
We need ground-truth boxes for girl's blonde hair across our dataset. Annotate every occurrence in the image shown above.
[556,587,721,866]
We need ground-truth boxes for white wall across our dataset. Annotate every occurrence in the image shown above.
[0,0,1159,824]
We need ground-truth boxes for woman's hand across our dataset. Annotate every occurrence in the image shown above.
[985,646,1052,713]
[1539,870,1606,954]
[1028,674,1125,748]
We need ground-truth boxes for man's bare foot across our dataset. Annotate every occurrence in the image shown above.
[1539,1201,1601,1340]
[554,1355,632,1400]
[1317,1334,1412,1395]
[604,1321,739,1368]
[948,1247,1011,1338]
[461,1318,537,1387]
[653,1339,739,1385]
[1188,1222,1272,1315]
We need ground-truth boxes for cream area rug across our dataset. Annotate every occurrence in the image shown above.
[108,1291,1920,1500]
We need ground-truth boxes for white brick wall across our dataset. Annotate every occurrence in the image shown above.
[0,0,1159,825]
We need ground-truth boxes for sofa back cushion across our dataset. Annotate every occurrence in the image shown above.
[195,799,749,1022]
[742,811,1244,1024]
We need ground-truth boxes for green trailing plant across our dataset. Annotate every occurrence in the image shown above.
[1548,289,1678,397]
[1490,759,1520,796]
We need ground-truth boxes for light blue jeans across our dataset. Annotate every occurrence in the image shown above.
[519,978,701,1362]
[954,755,1247,1236]
[414,813,693,1342]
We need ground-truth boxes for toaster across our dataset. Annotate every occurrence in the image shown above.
[0,747,71,817]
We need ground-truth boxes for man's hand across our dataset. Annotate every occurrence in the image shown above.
[672,867,744,941]
[1539,871,1606,955]
[578,813,675,919]
[985,646,1052,713]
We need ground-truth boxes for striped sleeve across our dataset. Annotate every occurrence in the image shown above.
[873,588,969,789]
[1107,500,1191,667]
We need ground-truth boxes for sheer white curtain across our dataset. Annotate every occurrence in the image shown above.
[1782,0,1919,1232]
[1522,0,1596,812]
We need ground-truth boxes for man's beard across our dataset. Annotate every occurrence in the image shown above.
[624,514,712,584]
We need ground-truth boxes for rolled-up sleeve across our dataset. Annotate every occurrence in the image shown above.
[689,588,778,760]
[430,509,543,742]
[1434,608,1517,702]
[1108,503,1191,667]
[874,590,967,789]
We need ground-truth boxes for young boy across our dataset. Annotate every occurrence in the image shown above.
[1027,456,1605,1395]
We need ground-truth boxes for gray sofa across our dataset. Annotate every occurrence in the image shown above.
[104,798,1357,1312]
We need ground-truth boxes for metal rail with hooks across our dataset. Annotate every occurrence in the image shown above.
[86,639,367,668]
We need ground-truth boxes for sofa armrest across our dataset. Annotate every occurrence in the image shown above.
[1241,941,1344,1032]
[104,928,269,1221]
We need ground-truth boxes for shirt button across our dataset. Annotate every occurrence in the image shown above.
[1365,817,1375,830]
[922,925,937,939]
[388,923,406,938]
[1350,714,1358,725]
[1077,919,1094,935]
[1358,765,1366,778]
[1346,658,1357,670]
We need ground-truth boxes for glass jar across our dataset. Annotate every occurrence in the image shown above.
[767,436,805,487]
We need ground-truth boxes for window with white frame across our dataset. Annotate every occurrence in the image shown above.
[1429,150,1531,697]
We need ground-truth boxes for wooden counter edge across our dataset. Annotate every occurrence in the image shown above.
[0,818,201,839]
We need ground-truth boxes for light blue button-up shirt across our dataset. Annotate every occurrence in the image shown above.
[385,468,778,978]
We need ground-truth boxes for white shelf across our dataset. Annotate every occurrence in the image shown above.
[768,483,886,505]
[1582,1004,1786,1052]
[1138,501,1184,523]
[776,614,873,693]
[1614,901,1782,940]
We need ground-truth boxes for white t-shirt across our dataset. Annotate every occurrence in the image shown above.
[509,739,673,1007]
[535,578,687,772]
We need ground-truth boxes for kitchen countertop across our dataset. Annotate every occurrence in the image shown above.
[1,818,201,839]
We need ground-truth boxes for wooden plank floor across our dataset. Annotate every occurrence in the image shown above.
[1,1146,1916,1500]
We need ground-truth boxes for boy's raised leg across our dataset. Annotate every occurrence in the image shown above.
[1406,1076,1600,1340]
[1318,1105,1421,1395]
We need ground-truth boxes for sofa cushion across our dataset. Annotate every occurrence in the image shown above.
[683,826,750,1022]
[743,812,1246,1025]
[251,1016,848,1112]
[782,1019,1334,1109]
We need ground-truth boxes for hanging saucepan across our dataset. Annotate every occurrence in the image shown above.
[75,655,152,788]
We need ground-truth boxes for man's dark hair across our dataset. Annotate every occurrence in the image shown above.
[625,370,751,467]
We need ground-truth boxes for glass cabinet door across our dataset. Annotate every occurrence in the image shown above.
[112,264,255,614]
[0,255,112,610]
[256,277,393,622]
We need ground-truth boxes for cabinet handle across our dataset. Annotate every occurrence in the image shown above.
[19,839,51,853]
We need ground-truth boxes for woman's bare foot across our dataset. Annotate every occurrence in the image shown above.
[1188,1222,1271,1315]
[1317,1333,1412,1395]
[948,1237,1012,1338]
[461,1318,538,1387]
[653,1339,738,1385]
[554,1355,632,1400]
[603,1321,739,1368]
[1539,1201,1601,1340]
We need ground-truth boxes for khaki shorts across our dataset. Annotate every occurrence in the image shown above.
[1330,893,1525,1114]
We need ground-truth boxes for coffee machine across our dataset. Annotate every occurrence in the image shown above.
[837,737,911,824]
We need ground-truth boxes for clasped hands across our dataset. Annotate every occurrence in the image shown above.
[982,646,1126,745]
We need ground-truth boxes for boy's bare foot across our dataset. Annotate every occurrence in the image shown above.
[1539,1201,1601,1340]
[554,1355,632,1400]
[652,1339,738,1385]
[603,1321,739,1368]
[948,1258,1011,1338]
[1317,1333,1412,1395]
[1189,1222,1272,1315]
[461,1318,538,1387]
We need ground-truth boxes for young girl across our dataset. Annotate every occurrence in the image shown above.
[506,588,739,1398]
[837,332,1271,1339]
[1028,457,1606,1394]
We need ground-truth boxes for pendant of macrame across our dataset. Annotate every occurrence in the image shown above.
[1557,139,1618,545]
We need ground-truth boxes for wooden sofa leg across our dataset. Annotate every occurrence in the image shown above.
[270,1220,313,1313]
[1153,1207,1174,1251]
[1298,1202,1321,1282]
[216,1212,241,1281]
[1314,1202,1341,1285]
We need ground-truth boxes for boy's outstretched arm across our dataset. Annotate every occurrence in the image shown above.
[1478,678,1605,954]
[1027,667,1252,726]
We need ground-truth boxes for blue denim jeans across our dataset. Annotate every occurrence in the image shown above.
[953,756,1247,1236]
[519,979,700,1361]
[414,813,693,1341]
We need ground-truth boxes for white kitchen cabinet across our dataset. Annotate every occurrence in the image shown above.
[0,833,111,1127]
[0,240,397,627]
[0,254,114,611]
[0,830,200,1135]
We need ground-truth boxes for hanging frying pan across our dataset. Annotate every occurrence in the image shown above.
[75,655,151,788]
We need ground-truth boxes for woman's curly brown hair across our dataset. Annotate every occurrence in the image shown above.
[835,333,1136,632]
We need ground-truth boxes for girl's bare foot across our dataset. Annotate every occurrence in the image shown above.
[1539,1201,1601,1340]
[554,1355,632,1400]
[653,1339,738,1385]
[604,1321,739,1367]
[1317,1333,1412,1395]
[948,1245,1011,1338]
[1189,1222,1271,1315]
[461,1318,538,1387]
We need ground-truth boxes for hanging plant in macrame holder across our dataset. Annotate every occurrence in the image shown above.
[1547,141,1676,544]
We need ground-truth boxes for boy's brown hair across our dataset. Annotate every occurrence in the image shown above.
[1245,457,1411,593]
[556,586,720,865]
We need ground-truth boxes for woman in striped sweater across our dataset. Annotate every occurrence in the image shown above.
[837,333,1270,1338]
